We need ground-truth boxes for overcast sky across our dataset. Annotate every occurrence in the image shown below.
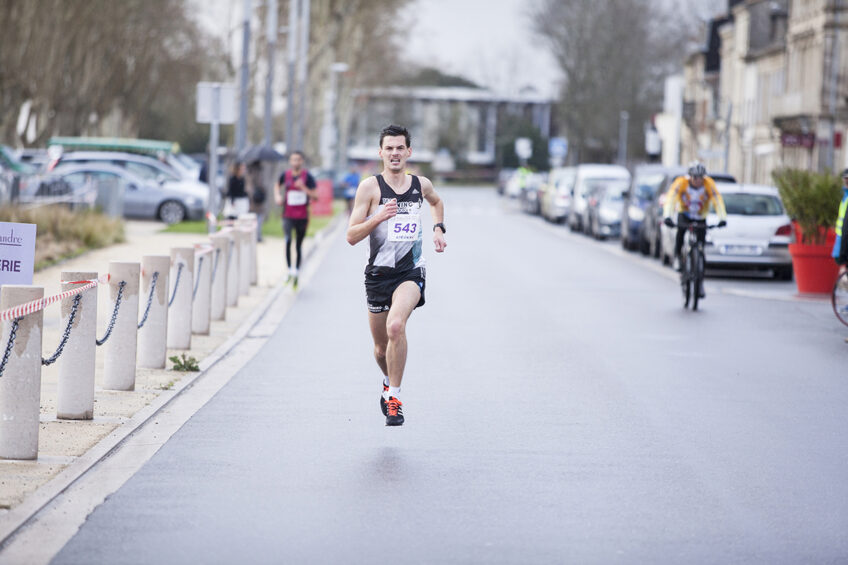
[403,0,561,97]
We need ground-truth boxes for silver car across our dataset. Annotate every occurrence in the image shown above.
[49,162,207,223]
[661,183,793,279]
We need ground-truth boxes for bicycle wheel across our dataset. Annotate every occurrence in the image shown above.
[832,271,848,326]
[681,254,691,308]
[692,249,704,311]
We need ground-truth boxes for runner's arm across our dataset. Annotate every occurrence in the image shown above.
[273,178,283,206]
[421,176,447,252]
[663,178,682,219]
[707,179,727,221]
[346,178,395,245]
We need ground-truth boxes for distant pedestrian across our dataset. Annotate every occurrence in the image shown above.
[346,124,447,426]
[343,168,360,213]
[274,151,317,288]
[246,160,268,242]
[225,162,249,220]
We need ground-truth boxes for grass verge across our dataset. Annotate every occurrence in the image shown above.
[0,205,125,271]
[160,200,346,239]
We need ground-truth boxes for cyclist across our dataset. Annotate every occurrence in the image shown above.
[663,162,727,297]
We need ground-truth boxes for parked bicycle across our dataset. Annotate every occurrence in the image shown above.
[832,270,848,326]
[670,221,722,311]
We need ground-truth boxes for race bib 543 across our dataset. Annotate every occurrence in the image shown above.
[388,214,420,242]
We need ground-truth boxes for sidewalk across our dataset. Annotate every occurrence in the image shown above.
[0,215,341,520]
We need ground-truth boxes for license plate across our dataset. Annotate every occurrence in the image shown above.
[720,244,762,256]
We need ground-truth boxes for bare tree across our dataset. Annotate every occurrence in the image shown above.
[0,0,225,148]
[531,0,697,163]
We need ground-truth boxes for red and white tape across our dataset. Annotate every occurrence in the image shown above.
[0,274,110,322]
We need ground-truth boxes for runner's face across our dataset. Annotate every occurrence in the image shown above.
[379,136,410,173]
[290,154,304,171]
[690,175,704,188]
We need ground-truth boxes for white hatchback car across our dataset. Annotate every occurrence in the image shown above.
[661,183,794,279]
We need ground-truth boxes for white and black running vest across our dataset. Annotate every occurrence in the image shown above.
[365,174,425,276]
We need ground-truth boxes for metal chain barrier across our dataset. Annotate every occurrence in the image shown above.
[0,317,22,377]
[137,271,159,329]
[192,256,204,301]
[96,281,126,346]
[42,294,82,366]
[210,248,221,285]
[168,263,184,308]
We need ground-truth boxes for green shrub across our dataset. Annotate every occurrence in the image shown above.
[772,168,842,245]
[0,205,125,270]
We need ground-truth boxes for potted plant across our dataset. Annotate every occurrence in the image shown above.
[772,168,842,293]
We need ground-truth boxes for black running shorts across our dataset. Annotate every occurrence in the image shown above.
[364,267,425,314]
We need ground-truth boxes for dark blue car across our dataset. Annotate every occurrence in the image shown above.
[621,164,685,253]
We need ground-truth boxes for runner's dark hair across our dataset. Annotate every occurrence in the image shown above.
[289,150,306,159]
[379,124,411,148]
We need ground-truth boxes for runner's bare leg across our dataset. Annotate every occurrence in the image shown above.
[368,311,389,377]
[384,281,421,388]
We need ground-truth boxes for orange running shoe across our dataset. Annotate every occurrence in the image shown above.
[385,397,404,426]
[380,384,389,416]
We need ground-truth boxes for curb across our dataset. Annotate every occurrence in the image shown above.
[0,211,347,548]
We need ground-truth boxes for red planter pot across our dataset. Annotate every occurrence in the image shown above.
[788,242,839,294]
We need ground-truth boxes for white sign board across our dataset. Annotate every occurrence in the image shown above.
[515,138,532,160]
[196,82,238,125]
[0,222,36,285]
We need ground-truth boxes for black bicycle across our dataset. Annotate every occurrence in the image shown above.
[832,270,848,326]
[672,222,720,311]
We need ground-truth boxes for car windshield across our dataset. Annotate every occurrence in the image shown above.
[719,193,784,216]
[633,173,665,200]
[602,190,625,203]
[584,179,629,195]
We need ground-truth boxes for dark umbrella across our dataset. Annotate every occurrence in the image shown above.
[239,144,285,162]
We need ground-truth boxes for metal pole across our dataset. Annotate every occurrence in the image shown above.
[264,0,278,146]
[827,0,841,171]
[618,111,629,165]
[236,0,252,153]
[294,0,310,152]
[208,85,221,234]
[285,0,299,153]
[723,102,733,173]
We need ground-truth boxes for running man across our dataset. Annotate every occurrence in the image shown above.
[274,151,318,288]
[346,124,447,426]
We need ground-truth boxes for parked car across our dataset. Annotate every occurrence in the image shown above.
[622,164,685,252]
[519,172,547,215]
[645,171,736,261]
[586,182,628,239]
[496,168,515,195]
[49,162,208,223]
[51,151,183,183]
[539,167,576,223]
[701,183,794,279]
[568,164,631,232]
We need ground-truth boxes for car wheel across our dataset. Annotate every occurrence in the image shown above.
[158,200,187,224]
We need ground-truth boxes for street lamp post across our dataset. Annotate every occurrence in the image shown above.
[236,0,252,154]
[321,62,349,172]
[263,0,278,147]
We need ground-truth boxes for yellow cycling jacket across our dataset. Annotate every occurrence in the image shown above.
[663,175,727,220]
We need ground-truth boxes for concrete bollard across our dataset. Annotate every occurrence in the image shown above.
[138,255,170,369]
[238,213,258,285]
[102,262,140,391]
[192,245,212,335]
[167,248,194,350]
[0,286,44,460]
[209,234,229,321]
[224,229,240,308]
[237,228,251,296]
[57,271,98,420]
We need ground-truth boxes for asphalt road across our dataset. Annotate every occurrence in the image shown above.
[53,187,847,564]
